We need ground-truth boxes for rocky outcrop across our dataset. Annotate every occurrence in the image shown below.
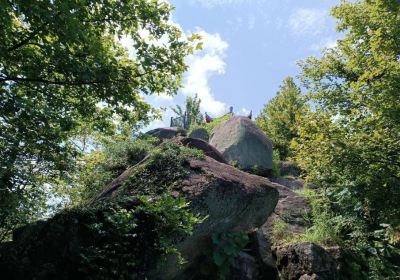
[270,177,304,191]
[0,146,279,280]
[145,127,186,143]
[278,161,302,177]
[154,156,279,278]
[275,242,339,280]
[188,127,209,141]
[210,116,273,172]
[252,182,311,278]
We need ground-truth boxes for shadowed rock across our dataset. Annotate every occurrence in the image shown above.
[0,149,278,279]
[275,242,339,280]
[188,127,209,141]
[254,182,311,278]
[145,127,187,144]
[278,161,302,177]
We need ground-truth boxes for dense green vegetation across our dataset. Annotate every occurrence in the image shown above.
[256,77,307,160]
[172,94,204,129]
[290,0,400,277]
[1,0,399,279]
[1,141,204,279]
[0,0,199,240]
[256,0,400,277]
[75,141,205,278]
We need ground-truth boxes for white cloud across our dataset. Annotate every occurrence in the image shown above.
[143,26,230,131]
[194,0,250,8]
[289,8,328,36]
[182,28,229,116]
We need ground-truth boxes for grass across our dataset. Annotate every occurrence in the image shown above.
[291,188,341,246]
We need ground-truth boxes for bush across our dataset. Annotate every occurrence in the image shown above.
[189,113,232,135]
[79,195,204,279]
[293,189,341,246]
[1,141,206,279]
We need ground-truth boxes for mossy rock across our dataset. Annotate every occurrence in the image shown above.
[0,141,279,280]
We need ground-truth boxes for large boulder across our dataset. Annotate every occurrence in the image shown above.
[270,177,305,191]
[209,116,273,172]
[275,242,339,280]
[1,143,278,280]
[153,155,279,278]
[145,127,186,144]
[188,127,209,141]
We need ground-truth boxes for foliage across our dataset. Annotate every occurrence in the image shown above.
[293,189,342,246]
[293,0,400,277]
[271,149,281,177]
[79,195,203,279]
[256,77,307,159]
[0,139,206,278]
[59,135,158,207]
[211,231,249,279]
[76,141,206,279]
[0,0,199,240]
[172,94,204,129]
[270,218,292,245]
[190,112,232,135]
[121,140,204,197]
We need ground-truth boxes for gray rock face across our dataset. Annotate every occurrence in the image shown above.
[270,177,305,191]
[275,242,339,280]
[145,127,186,143]
[255,182,311,275]
[0,146,278,280]
[230,252,259,280]
[165,156,278,279]
[209,116,273,171]
[188,127,209,141]
[278,161,302,177]
[88,153,279,279]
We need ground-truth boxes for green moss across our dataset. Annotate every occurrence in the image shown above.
[77,141,206,278]
[2,140,206,279]
[119,140,204,197]
[270,218,293,245]
[189,113,232,135]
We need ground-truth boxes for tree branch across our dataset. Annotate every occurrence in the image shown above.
[0,69,157,86]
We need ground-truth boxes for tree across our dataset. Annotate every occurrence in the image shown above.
[172,94,203,129]
[293,0,400,276]
[0,0,198,240]
[256,77,306,159]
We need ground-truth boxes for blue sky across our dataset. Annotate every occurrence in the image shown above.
[144,0,341,130]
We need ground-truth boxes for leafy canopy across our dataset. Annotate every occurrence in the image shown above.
[256,77,306,159]
[0,0,198,240]
[293,0,400,277]
[171,94,204,129]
